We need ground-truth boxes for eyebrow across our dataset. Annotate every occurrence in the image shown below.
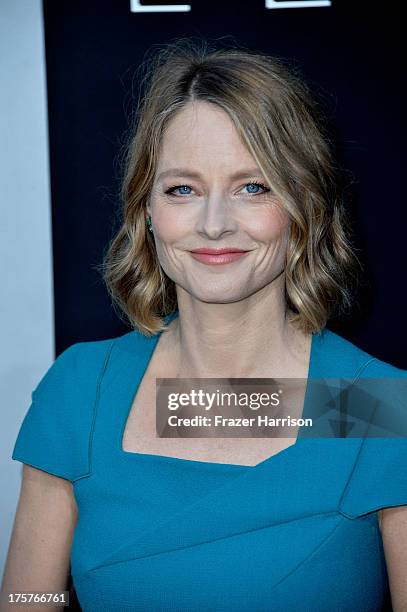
[156,167,265,181]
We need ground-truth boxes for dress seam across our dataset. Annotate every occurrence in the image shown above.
[88,510,345,571]
[269,516,345,591]
[72,338,117,483]
[336,357,379,517]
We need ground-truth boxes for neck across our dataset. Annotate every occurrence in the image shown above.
[162,279,312,379]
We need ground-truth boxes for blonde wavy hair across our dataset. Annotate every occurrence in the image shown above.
[100,38,361,337]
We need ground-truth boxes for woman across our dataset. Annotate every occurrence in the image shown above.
[2,41,407,611]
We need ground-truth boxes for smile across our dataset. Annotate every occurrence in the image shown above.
[189,249,250,265]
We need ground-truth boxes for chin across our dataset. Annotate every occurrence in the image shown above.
[187,289,250,304]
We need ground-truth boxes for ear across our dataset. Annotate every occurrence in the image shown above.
[145,200,152,217]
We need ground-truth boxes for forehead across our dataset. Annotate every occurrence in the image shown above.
[157,101,256,173]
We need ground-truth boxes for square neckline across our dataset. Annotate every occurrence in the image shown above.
[116,313,320,470]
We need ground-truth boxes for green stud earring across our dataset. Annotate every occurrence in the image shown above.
[146,216,153,232]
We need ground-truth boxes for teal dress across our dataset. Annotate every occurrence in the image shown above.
[11,313,407,611]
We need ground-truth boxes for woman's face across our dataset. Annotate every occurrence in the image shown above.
[147,101,291,304]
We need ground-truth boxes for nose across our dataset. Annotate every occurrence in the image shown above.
[195,193,237,240]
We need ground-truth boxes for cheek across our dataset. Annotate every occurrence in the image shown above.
[245,207,291,243]
[153,207,187,242]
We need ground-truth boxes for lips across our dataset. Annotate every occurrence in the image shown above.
[189,248,250,265]
[190,248,248,254]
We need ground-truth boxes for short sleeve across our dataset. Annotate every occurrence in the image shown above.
[12,342,91,482]
[339,357,407,518]
[338,437,407,518]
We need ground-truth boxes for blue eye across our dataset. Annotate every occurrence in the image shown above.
[165,185,193,196]
[164,181,271,198]
[243,181,270,195]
